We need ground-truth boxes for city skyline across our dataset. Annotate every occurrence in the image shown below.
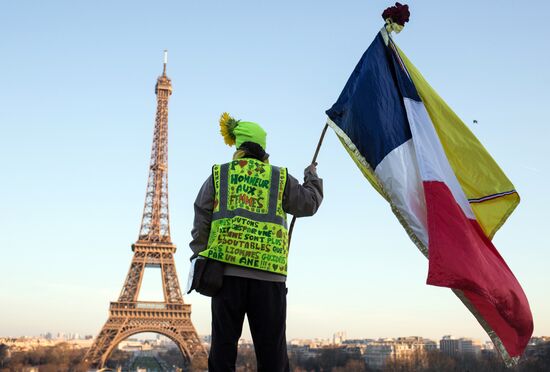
[4,330,538,348]
[6,330,536,343]
[4,333,549,370]
[1,0,549,348]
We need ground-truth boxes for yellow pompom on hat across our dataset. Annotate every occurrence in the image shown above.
[219,112,267,150]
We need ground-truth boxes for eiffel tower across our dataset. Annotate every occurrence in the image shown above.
[85,51,207,370]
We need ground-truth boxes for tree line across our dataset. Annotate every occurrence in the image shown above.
[0,343,88,372]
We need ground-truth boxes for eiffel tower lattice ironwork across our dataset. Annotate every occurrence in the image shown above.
[84,51,207,370]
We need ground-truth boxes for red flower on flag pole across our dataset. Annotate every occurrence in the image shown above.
[382,2,410,26]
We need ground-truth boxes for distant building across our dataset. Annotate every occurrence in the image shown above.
[288,338,331,348]
[69,333,80,340]
[364,337,436,369]
[440,335,460,356]
[288,344,319,359]
[118,339,143,352]
[364,340,394,369]
[423,339,438,351]
[333,331,346,345]
[440,335,481,356]
[343,339,374,345]
[458,338,482,355]
[342,345,366,356]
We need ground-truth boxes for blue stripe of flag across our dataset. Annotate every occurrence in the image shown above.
[326,33,411,169]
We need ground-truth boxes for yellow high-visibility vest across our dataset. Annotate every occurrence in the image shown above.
[199,158,289,275]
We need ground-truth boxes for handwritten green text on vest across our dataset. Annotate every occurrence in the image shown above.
[200,159,289,275]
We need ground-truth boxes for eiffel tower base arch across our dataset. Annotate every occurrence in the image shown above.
[85,304,208,369]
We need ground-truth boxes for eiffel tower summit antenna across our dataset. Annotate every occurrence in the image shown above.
[84,52,207,370]
[163,49,167,75]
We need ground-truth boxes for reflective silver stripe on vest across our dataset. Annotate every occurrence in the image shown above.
[213,162,287,227]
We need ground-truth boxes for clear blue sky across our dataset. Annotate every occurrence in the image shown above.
[1,0,549,343]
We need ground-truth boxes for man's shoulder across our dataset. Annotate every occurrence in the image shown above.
[212,159,287,174]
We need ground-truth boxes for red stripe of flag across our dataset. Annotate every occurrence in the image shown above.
[424,181,533,356]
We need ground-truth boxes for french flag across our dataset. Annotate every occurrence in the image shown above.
[326,31,533,363]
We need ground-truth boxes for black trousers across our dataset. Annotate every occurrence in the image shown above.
[209,275,290,372]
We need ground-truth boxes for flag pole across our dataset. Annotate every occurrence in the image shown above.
[287,123,329,247]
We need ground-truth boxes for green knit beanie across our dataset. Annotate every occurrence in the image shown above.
[219,113,267,150]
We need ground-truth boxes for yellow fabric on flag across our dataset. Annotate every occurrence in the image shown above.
[395,46,519,239]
